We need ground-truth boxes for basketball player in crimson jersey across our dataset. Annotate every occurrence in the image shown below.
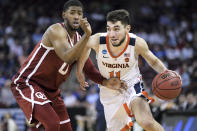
[76,9,179,131]
[10,0,123,131]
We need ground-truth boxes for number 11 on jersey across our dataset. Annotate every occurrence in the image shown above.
[109,71,120,78]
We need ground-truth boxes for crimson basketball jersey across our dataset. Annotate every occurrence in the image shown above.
[13,23,81,91]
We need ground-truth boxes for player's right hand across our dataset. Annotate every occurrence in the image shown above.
[80,18,92,36]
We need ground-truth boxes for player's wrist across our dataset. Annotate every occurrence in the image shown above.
[159,68,168,74]
[102,79,108,86]
[85,32,91,37]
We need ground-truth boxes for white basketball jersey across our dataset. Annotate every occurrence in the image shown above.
[97,33,141,86]
[97,33,145,129]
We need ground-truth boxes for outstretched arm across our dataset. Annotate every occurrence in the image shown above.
[47,18,92,65]
[135,37,167,73]
[76,33,98,89]
[83,58,107,85]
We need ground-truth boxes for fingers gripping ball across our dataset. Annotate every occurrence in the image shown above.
[152,70,182,100]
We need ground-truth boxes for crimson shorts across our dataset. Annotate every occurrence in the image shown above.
[11,82,70,126]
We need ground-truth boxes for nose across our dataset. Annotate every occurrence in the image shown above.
[73,14,79,20]
[109,30,116,38]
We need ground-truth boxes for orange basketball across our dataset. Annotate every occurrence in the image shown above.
[152,70,182,100]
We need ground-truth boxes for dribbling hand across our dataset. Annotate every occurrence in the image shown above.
[80,18,92,36]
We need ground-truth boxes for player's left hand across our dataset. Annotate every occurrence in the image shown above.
[76,71,89,91]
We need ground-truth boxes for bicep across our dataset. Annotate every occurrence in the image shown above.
[142,49,158,64]
[136,37,158,64]
[48,26,70,61]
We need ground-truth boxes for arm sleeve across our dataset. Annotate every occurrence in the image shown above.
[83,57,106,85]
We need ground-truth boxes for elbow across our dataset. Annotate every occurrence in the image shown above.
[62,57,76,65]
[62,52,78,65]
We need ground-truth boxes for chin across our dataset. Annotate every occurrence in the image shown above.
[73,26,79,29]
[112,43,119,46]
[70,27,78,31]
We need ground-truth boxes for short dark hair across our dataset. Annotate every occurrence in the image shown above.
[63,0,83,12]
[106,9,130,26]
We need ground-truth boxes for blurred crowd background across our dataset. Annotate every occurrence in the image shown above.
[0,0,196,130]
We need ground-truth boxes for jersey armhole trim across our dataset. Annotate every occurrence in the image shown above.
[129,38,136,46]
[40,43,54,50]
[100,36,106,44]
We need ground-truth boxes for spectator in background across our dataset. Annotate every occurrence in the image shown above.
[180,64,191,92]
[0,80,16,107]
[165,45,181,60]
[95,95,106,131]
[177,94,188,111]
[1,112,18,131]
[189,59,197,87]
[63,90,78,108]
[181,43,194,61]
[186,92,197,110]
[32,28,43,44]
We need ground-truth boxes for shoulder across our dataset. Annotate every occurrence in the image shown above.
[47,23,67,37]
[135,36,147,48]
[86,33,104,51]
[91,33,104,38]
[88,33,102,46]
[135,36,149,55]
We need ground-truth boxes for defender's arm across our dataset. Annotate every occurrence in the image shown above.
[47,19,91,65]
[76,33,101,88]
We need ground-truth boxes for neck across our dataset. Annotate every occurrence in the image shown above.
[64,21,76,38]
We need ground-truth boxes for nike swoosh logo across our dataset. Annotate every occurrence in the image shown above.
[103,56,109,58]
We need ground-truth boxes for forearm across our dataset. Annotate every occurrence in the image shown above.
[83,58,107,85]
[149,58,167,73]
[63,34,90,64]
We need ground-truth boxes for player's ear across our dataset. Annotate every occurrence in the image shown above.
[126,25,131,32]
[62,11,66,19]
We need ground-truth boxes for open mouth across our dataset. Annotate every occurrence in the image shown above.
[73,21,79,27]
[111,39,118,42]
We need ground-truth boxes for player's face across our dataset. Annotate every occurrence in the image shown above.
[107,21,129,46]
[63,6,83,31]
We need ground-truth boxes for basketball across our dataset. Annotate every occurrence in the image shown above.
[152,70,182,100]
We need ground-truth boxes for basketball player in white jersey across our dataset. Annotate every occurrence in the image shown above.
[77,9,166,131]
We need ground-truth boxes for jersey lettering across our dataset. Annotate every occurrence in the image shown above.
[102,61,129,68]
[58,63,69,75]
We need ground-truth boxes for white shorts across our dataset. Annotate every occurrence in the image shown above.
[99,78,153,131]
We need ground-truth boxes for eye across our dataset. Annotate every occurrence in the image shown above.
[107,27,110,31]
[114,28,120,31]
[70,11,75,15]
[78,12,82,16]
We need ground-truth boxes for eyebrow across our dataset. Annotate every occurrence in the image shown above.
[114,25,120,28]
[106,25,120,28]
[70,9,82,12]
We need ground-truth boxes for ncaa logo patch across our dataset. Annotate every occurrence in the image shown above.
[102,49,107,54]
